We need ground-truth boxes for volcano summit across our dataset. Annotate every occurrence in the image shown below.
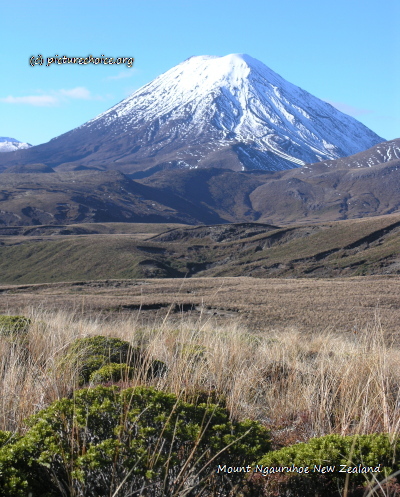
[0,54,384,174]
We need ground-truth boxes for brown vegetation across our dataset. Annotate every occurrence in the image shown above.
[1,276,400,337]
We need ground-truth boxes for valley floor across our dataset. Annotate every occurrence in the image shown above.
[1,275,400,338]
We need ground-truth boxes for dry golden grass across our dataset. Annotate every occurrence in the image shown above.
[2,307,400,452]
[2,276,400,336]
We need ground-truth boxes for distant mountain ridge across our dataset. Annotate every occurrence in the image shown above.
[0,54,384,173]
[1,138,399,227]
[139,138,400,224]
[0,137,31,153]
[309,138,400,170]
[0,170,224,226]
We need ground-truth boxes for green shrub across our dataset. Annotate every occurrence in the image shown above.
[0,431,14,445]
[0,386,271,496]
[77,354,108,382]
[0,430,31,497]
[253,433,400,497]
[64,335,166,384]
[68,335,137,364]
[89,362,135,383]
[0,316,31,336]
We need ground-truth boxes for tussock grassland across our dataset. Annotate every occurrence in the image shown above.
[1,308,400,448]
[2,276,400,336]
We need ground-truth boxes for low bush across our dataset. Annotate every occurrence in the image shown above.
[0,386,271,496]
[89,362,135,384]
[68,335,137,363]
[0,430,31,497]
[252,433,400,496]
[0,316,31,336]
[64,335,165,384]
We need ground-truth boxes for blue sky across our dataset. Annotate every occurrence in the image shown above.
[1,0,399,145]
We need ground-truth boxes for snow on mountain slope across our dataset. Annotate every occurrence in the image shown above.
[0,55,384,172]
[81,54,384,170]
[0,137,31,153]
[312,138,400,169]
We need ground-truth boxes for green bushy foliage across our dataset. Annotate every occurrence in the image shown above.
[89,362,135,383]
[68,335,137,364]
[0,315,31,336]
[0,431,32,497]
[64,335,166,384]
[0,386,271,497]
[254,433,400,497]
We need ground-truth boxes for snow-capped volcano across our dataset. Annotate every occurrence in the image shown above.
[79,53,383,171]
[0,137,31,153]
[0,54,384,172]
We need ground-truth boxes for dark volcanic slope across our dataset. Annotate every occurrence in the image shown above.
[250,159,400,225]
[0,171,224,226]
[1,139,399,227]
[140,167,273,222]
[248,139,400,224]
[140,138,400,224]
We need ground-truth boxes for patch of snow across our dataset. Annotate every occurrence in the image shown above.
[80,54,385,170]
[0,137,31,153]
